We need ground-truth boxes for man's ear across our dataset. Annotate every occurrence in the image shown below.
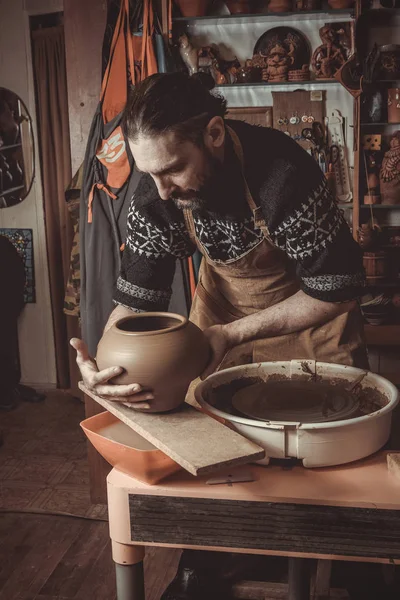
[204,116,225,151]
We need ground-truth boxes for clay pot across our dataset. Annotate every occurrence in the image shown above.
[364,194,381,205]
[96,313,210,413]
[296,0,321,8]
[225,0,253,13]
[268,0,292,11]
[327,0,354,8]
[175,0,210,17]
[363,251,387,282]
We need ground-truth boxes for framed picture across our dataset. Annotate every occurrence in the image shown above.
[226,107,273,128]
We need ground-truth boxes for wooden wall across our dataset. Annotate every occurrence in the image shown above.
[64,0,107,175]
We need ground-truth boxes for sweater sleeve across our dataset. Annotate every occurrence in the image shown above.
[113,198,194,312]
[267,163,365,303]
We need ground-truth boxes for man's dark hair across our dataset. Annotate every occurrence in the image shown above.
[122,72,228,146]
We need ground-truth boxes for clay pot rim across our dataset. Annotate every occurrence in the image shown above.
[114,312,188,336]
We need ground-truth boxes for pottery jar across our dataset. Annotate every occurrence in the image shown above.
[225,0,253,13]
[175,0,211,17]
[96,312,210,413]
[327,0,354,7]
[267,0,292,11]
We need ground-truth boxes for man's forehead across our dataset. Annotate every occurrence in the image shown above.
[129,135,192,174]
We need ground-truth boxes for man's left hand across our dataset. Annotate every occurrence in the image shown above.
[201,324,233,380]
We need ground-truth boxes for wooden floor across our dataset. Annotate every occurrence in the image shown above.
[0,512,180,600]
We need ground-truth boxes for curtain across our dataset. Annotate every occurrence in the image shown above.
[32,26,72,389]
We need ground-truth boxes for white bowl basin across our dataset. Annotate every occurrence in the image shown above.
[195,359,399,468]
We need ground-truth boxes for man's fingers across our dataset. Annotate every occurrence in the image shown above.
[122,401,151,411]
[96,384,153,400]
[70,338,90,363]
[93,366,124,384]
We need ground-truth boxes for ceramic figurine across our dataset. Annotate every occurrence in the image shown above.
[256,40,296,82]
[380,131,400,205]
[312,25,347,80]
[178,33,198,75]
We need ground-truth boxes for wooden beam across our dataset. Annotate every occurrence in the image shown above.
[129,494,400,561]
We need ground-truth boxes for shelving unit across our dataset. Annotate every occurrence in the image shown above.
[171,1,400,356]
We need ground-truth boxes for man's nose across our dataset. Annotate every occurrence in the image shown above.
[154,176,173,201]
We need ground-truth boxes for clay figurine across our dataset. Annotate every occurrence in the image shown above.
[178,33,198,75]
[380,131,400,205]
[311,25,347,80]
[254,38,296,82]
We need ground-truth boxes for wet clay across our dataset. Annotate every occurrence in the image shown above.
[207,376,388,423]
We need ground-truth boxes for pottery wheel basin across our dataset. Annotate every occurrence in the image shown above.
[195,360,399,468]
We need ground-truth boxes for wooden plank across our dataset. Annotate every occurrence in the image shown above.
[129,494,400,560]
[84,393,111,504]
[80,384,265,476]
[232,580,349,600]
[39,521,110,598]
[364,325,400,347]
[0,516,84,600]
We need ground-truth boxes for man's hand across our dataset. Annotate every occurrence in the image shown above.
[70,338,153,410]
[201,325,233,380]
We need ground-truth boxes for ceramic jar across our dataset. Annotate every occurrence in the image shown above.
[327,0,354,7]
[175,0,211,17]
[267,0,292,11]
[96,313,210,413]
[225,0,253,13]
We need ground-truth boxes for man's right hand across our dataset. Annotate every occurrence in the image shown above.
[70,338,154,410]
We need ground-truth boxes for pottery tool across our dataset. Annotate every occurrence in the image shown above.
[325,109,353,203]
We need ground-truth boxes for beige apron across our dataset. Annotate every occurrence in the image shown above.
[184,127,368,370]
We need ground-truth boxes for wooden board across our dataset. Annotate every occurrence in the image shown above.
[80,383,265,476]
[226,106,273,128]
[271,90,325,153]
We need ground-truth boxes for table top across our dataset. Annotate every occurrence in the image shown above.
[108,450,400,511]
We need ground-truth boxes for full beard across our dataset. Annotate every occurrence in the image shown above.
[169,151,221,212]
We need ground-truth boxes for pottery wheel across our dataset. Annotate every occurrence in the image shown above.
[231,380,360,423]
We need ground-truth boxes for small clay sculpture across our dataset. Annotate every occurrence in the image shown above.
[312,25,347,80]
[178,33,198,75]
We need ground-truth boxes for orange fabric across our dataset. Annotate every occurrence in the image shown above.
[88,182,118,223]
[96,125,130,189]
[101,0,157,124]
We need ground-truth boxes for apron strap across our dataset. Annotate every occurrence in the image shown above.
[226,125,272,240]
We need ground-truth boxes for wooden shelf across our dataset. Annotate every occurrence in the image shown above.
[364,324,400,346]
[174,9,354,24]
[0,185,24,197]
[0,143,22,151]
[216,80,341,90]
[361,122,400,127]
[360,205,400,209]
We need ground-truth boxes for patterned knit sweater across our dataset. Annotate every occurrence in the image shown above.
[114,119,364,312]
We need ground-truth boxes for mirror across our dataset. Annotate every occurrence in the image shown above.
[0,88,35,208]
